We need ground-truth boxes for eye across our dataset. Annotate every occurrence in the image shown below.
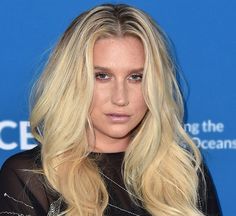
[95,72,111,80]
[128,73,143,82]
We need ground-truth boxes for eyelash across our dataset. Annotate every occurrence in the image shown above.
[94,72,143,82]
[95,72,111,80]
[128,73,143,82]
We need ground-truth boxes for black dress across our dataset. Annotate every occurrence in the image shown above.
[0,146,222,216]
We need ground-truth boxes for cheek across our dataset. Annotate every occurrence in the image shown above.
[131,89,147,111]
[138,100,148,114]
[92,86,110,107]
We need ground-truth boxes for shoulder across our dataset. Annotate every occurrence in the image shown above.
[1,145,41,174]
[0,146,53,215]
[0,145,43,192]
[0,146,64,215]
[0,145,43,197]
[198,161,222,215]
[0,146,43,196]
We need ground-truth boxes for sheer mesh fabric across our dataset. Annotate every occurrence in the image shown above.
[0,147,53,215]
[0,146,222,216]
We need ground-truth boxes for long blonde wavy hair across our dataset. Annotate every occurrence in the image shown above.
[30,4,204,216]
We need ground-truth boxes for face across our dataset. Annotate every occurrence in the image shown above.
[90,36,148,152]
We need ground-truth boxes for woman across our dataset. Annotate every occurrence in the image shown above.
[0,4,221,216]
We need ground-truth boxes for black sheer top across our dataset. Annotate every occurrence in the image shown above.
[0,146,222,216]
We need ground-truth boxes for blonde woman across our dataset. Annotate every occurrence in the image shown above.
[0,4,221,216]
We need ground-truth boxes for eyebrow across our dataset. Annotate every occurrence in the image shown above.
[94,66,144,73]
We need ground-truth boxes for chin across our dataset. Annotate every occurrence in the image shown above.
[106,129,131,139]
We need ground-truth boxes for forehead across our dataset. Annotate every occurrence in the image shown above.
[93,36,145,70]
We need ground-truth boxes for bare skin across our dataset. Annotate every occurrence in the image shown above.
[90,36,148,153]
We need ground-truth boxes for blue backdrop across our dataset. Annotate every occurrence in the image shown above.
[0,1,235,215]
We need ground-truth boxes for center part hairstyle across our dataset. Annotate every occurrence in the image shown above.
[30,4,204,216]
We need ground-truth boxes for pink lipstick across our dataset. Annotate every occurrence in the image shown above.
[106,113,130,122]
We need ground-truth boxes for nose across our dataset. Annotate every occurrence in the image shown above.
[111,80,129,106]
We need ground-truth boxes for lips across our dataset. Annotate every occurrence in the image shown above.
[106,113,131,122]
